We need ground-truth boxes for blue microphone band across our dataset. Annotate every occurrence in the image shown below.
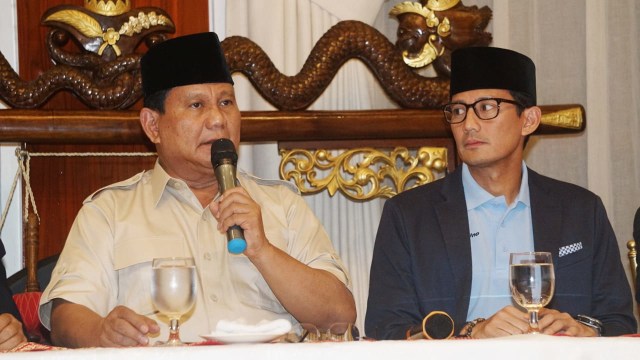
[228,238,247,254]
[227,225,247,254]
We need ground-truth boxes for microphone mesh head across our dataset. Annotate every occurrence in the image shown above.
[423,311,454,339]
[211,138,238,167]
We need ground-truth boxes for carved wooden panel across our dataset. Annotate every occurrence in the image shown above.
[17,0,209,110]
[14,0,209,261]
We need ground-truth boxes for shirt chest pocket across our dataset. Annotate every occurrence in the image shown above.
[113,236,190,314]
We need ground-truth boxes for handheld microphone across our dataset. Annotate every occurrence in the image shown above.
[406,311,455,340]
[211,138,247,254]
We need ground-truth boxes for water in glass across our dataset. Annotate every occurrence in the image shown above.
[151,257,196,346]
[509,252,555,334]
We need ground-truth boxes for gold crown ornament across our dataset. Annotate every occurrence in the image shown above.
[426,0,460,11]
[389,2,430,18]
[84,0,131,16]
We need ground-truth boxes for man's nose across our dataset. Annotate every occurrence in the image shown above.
[206,108,225,128]
[462,109,481,131]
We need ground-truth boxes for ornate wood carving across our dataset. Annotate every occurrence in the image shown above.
[0,1,496,110]
[390,0,492,76]
[0,1,174,109]
[280,146,449,200]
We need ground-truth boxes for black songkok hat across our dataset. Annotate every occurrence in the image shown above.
[450,47,536,105]
[141,32,234,97]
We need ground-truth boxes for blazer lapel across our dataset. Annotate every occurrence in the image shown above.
[435,170,473,327]
[529,169,562,265]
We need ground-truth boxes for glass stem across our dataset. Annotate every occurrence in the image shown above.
[528,310,540,333]
[167,318,181,343]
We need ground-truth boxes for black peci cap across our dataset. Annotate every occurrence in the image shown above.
[450,47,536,105]
[141,32,234,97]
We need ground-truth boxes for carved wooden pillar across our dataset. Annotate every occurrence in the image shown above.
[24,210,40,292]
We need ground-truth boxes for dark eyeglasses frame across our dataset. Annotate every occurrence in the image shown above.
[442,97,524,124]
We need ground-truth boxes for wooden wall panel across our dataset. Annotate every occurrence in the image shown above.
[16,0,209,261]
[25,144,157,260]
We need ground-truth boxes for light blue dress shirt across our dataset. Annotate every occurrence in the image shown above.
[462,162,535,321]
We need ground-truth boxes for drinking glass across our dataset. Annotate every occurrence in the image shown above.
[282,323,321,343]
[325,323,360,341]
[509,252,555,334]
[151,257,197,346]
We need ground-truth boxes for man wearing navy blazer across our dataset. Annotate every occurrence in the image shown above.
[365,47,637,339]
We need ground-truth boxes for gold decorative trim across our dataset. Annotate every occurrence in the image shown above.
[44,9,174,57]
[540,107,583,129]
[119,11,174,37]
[426,0,461,11]
[627,240,637,285]
[43,10,104,38]
[389,2,430,17]
[402,35,443,68]
[85,0,131,16]
[390,1,454,68]
[279,147,448,200]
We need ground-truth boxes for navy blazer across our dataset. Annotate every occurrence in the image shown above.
[365,167,636,339]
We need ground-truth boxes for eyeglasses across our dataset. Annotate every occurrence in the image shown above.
[442,97,524,124]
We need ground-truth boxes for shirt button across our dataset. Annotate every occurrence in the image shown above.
[204,252,212,261]
[210,294,218,302]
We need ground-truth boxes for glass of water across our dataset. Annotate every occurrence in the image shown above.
[509,252,555,334]
[151,257,197,345]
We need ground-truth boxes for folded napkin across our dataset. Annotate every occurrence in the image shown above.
[215,319,292,335]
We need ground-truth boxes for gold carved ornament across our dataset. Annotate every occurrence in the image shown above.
[43,0,174,57]
[540,107,583,129]
[389,0,458,68]
[279,147,448,201]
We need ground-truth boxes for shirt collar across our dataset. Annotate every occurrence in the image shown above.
[148,161,255,207]
[462,161,531,210]
[149,160,174,207]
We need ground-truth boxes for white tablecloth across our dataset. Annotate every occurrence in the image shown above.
[6,334,640,359]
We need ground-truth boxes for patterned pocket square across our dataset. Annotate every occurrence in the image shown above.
[559,242,583,257]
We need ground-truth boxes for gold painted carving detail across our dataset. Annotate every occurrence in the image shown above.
[390,1,458,68]
[280,147,448,200]
[85,0,131,16]
[43,9,173,57]
[540,107,583,129]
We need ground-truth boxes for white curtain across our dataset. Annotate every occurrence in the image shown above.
[491,0,640,297]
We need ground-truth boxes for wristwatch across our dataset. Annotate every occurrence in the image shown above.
[574,314,604,336]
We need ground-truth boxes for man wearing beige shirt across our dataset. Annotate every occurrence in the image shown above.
[39,32,356,348]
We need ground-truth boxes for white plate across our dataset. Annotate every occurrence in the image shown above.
[200,331,286,344]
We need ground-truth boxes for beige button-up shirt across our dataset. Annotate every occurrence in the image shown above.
[39,162,350,342]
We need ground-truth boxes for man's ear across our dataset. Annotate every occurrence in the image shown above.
[140,108,160,144]
[522,106,541,136]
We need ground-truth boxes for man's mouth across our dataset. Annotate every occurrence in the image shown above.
[464,138,485,147]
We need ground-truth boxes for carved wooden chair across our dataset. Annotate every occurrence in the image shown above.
[628,241,637,287]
